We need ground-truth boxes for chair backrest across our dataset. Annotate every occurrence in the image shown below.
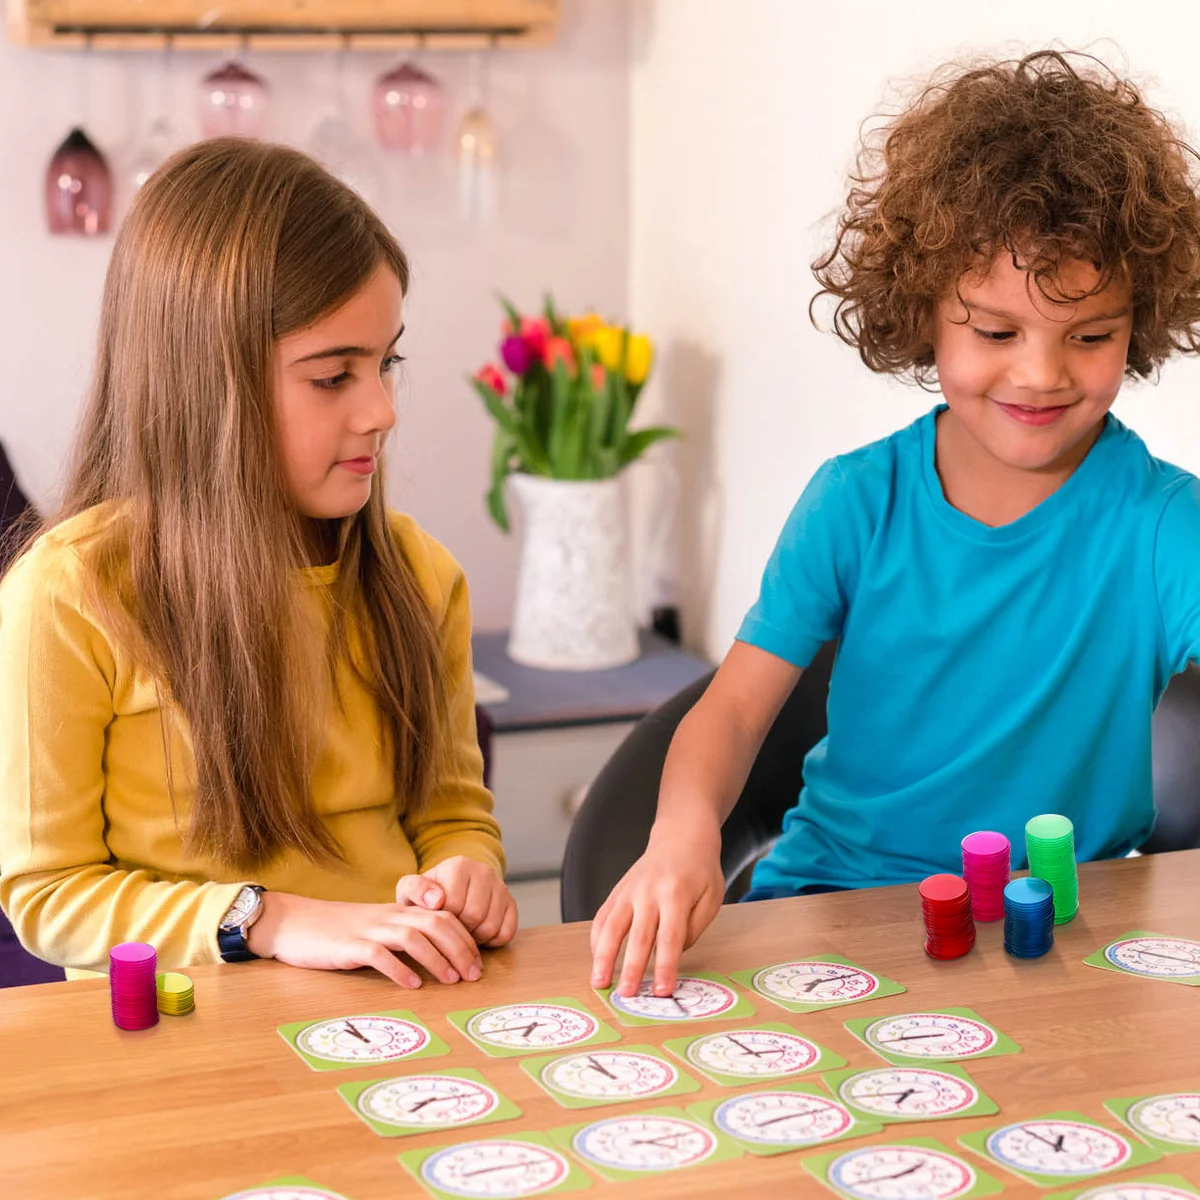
[560,645,1200,923]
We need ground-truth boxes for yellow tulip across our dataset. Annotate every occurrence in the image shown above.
[625,333,654,385]
[590,326,624,373]
[567,313,603,343]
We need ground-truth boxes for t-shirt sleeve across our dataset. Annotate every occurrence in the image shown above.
[737,458,866,668]
[1153,477,1200,674]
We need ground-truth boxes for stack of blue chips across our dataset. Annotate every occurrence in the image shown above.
[1003,877,1055,958]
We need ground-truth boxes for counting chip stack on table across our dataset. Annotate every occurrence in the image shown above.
[1024,813,1079,924]
[960,830,1011,922]
[109,942,159,1031]
[156,972,195,1016]
[918,873,976,960]
[1003,877,1055,958]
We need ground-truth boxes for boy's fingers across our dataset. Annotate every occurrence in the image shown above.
[616,909,658,997]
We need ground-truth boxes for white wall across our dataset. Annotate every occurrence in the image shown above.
[629,0,1200,660]
[0,0,630,631]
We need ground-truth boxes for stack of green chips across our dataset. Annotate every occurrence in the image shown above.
[1024,813,1079,924]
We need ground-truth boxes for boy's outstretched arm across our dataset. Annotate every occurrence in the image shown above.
[589,641,801,998]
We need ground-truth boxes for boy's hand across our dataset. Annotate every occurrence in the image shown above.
[396,856,519,948]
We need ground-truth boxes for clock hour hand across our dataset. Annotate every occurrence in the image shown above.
[1187,1112,1200,1126]
[631,1135,685,1149]
[1137,950,1199,965]
[881,1032,952,1043]
[802,973,849,992]
[499,1020,546,1039]
[342,1020,370,1043]
[1022,1125,1065,1151]
[874,1088,918,1106]
[875,1160,924,1181]
[406,1095,449,1114]
[727,1035,777,1059]
[583,1055,618,1080]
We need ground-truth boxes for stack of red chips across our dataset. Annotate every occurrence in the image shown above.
[109,942,159,1030]
[960,830,1011,923]
[918,873,976,960]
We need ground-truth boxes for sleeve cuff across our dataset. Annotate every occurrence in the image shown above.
[417,833,507,879]
[735,616,826,670]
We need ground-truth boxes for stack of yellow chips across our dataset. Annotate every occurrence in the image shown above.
[155,972,195,1016]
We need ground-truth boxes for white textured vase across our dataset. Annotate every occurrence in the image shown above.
[507,473,639,670]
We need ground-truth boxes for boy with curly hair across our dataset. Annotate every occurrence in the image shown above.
[591,50,1200,997]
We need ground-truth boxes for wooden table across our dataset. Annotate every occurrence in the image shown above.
[2,851,1198,1199]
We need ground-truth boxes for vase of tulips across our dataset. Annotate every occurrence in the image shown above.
[471,296,678,670]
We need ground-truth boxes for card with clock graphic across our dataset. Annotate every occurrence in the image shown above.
[803,1136,1005,1200]
[845,1008,1021,1065]
[959,1111,1162,1187]
[661,1022,846,1087]
[1104,1093,1200,1154]
[399,1133,594,1200]
[216,1178,356,1200]
[593,971,755,1026]
[1043,1174,1200,1200]
[337,1067,521,1138]
[687,1082,884,1157]
[520,1044,702,1110]
[550,1105,743,1182]
[729,955,906,1014]
[1084,932,1200,986]
[447,997,620,1058]
[276,1010,450,1072]
[821,1063,999,1125]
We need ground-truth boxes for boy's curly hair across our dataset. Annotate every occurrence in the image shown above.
[812,50,1200,384]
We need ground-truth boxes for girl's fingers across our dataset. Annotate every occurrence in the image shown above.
[485,896,519,948]
[400,909,483,981]
[472,884,510,945]
[356,940,422,988]
[395,873,444,908]
[458,872,492,933]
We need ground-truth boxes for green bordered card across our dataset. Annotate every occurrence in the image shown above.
[399,1133,593,1199]
[845,1008,1021,1065]
[447,997,619,1058]
[1044,1175,1200,1200]
[803,1135,1004,1200]
[687,1083,884,1157]
[276,1010,449,1073]
[594,972,755,1026]
[337,1067,521,1138]
[959,1110,1162,1187]
[1104,1093,1200,1154]
[821,1063,999,1124]
[1084,932,1200,986]
[550,1104,743,1182]
[729,955,906,1014]
[216,1177,355,1199]
[521,1044,701,1109]
[662,1022,846,1087]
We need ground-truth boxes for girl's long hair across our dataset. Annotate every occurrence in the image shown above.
[48,138,446,869]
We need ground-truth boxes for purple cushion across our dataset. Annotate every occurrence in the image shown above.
[0,909,64,987]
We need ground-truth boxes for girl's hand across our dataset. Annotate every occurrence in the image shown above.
[395,856,519,948]
[589,822,726,999]
[245,892,483,988]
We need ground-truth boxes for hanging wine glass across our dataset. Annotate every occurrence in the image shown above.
[307,43,382,207]
[372,58,445,154]
[128,44,180,192]
[44,42,112,235]
[456,49,499,226]
[197,56,269,139]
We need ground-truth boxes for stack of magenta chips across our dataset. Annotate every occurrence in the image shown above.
[109,942,159,1031]
[1003,877,1055,957]
[960,830,1011,923]
[918,873,976,959]
[1024,813,1079,924]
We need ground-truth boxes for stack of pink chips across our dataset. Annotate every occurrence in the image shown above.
[109,942,159,1031]
[961,830,1011,923]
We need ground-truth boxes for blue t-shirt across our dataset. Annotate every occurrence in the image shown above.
[738,406,1200,892]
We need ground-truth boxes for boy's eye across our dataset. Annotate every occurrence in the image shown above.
[381,354,407,372]
[313,371,351,391]
[1076,332,1114,345]
[971,328,1015,342]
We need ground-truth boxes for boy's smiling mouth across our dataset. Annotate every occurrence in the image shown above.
[993,400,1074,427]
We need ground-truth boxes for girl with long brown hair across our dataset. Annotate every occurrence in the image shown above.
[0,138,515,984]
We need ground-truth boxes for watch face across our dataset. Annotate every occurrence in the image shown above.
[838,1068,979,1119]
[1125,1093,1200,1145]
[295,1014,429,1064]
[863,1013,998,1059]
[752,961,879,1005]
[712,1090,854,1146]
[466,1004,599,1051]
[827,1145,977,1199]
[421,1140,571,1197]
[541,1050,678,1100]
[1071,1187,1200,1200]
[572,1115,718,1172]
[685,1028,821,1078]
[608,977,739,1021]
[985,1120,1133,1177]
[357,1075,500,1128]
[222,887,261,929]
[1104,937,1200,978]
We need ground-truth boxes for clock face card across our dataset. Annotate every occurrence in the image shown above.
[1104,1093,1200,1154]
[594,972,755,1026]
[803,1136,1004,1200]
[277,1010,450,1072]
[845,1009,1020,1065]
[687,1083,883,1156]
[959,1111,1161,1187]
[338,1068,521,1137]
[1084,933,1200,986]
[661,1023,846,1087]
[520,1045,701,1109]
[822,1063,999,1124]
[1042,1175,1200,1200]
[399,1134,593,1199]
[447,998,620,1058]
[216,1180,355,1200]
[729,955,906,1013]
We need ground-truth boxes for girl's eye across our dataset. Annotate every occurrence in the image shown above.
[313,371,351,391]
[971,328,1016,342]
[382,354,407,373]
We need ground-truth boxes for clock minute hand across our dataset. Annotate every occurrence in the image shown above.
[874,1161,924,1181]
[342,1020,370,1043]
[1022,1125,1065,1150]
[875,1088,919,1106]
[583,1055,619,1080]
[881,1032,952,1043]
[802,973,850,993]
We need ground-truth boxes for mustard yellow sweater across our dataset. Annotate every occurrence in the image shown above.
[0,505,504,976]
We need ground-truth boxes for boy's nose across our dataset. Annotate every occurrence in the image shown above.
[1008,344,1072,395]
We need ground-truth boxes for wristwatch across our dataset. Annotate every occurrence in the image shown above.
[217,885,266,963]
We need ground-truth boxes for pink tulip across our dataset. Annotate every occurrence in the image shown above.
[591,363,607,392]
[501,335,533,375]
[543,336,576,375]
[520,316,551,360]
[475,364,507,396]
